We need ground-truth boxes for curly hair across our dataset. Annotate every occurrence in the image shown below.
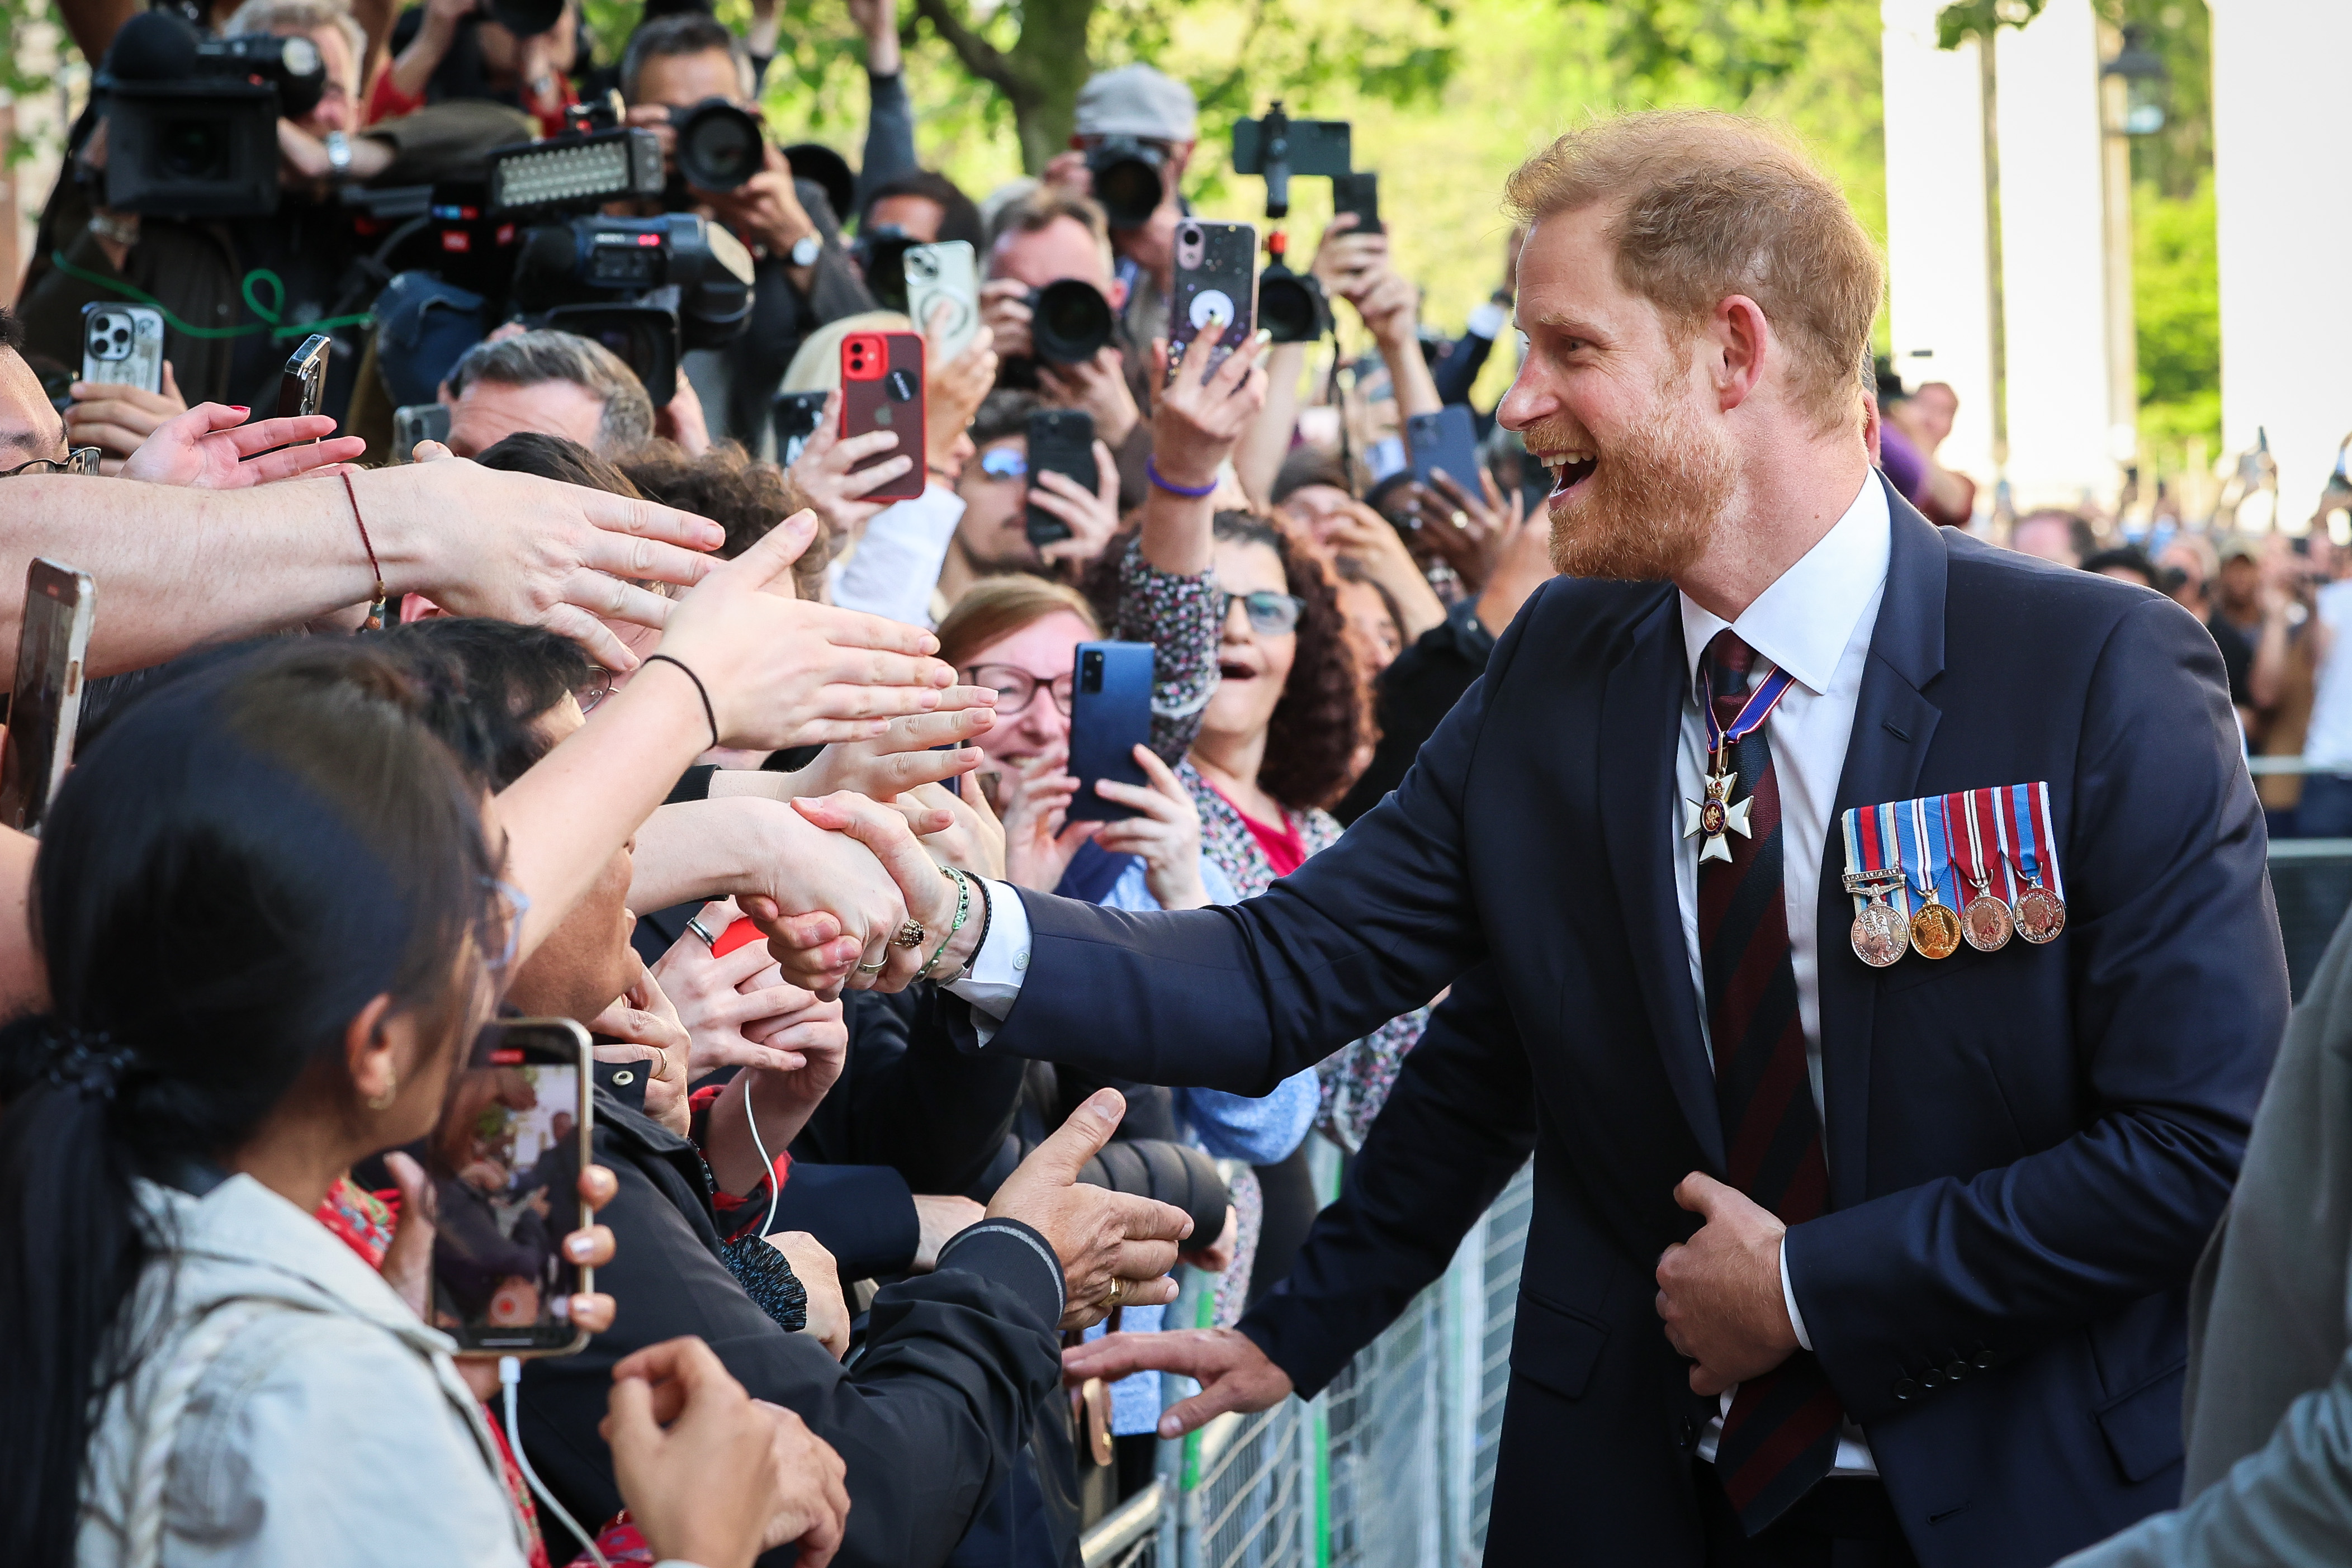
[620,440,835,600]
[1211,511,1364,812]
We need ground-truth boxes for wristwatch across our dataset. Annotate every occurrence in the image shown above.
[788,233,822,267]
[323,131,352,182]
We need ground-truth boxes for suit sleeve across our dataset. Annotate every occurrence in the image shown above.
[1787,596,2287,1424]
[1238,961,1537,1396]
[979,592,1540,1093]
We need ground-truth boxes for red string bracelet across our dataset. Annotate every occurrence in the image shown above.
[341,471,386,632]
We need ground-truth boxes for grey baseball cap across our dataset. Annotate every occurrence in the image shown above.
[1073,64,1198,142]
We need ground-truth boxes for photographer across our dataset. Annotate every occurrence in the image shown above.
[368,0,580,135]
[621,12,877,448]
[979,188,1147,504]
[934,389,1120,605]
[1043,64,1198,352]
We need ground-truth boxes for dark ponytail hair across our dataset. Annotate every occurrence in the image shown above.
[0,641,498,1561]
[1210,511,1365,811]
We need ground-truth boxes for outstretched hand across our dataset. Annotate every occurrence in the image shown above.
[121,402,368,489]
[1062,1326,1294,1437]
[988,1087,1193,1329]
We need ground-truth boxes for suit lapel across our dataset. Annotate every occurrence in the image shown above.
[1598,588,1727,1173]
[1814,480,1949,1211]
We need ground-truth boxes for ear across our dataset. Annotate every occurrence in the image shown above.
[345,993,400,1107]
[1711,295,1770,414]
[1862,391,1883,465]
[1107,276,1129,312]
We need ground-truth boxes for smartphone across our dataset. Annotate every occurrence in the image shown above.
[1066,641,1153,822]
[391,402,451,461]
[1407,405,1483,495]
[80,304,165,394]
[277,333,333,423]
[1167,219,1257,386]
[0,559,96,835]
[839,330,926,502]
[1024,408,1097,550]
[1332,172,1383,236]
[771,389,829,467]
[427,1017,594,1356]
[903,240,979,363]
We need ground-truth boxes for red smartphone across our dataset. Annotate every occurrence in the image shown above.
[713,916,763,958]
[840,330,927,501]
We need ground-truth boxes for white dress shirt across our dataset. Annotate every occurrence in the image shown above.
[952,475,1894,1472]
[1677,472,1888,1475]
[827,484,967,629]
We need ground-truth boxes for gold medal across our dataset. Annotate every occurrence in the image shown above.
[1910,898,1961,960]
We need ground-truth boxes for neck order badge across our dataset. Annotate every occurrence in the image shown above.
[1840,782,2065,968]
[1684,660,1799,865]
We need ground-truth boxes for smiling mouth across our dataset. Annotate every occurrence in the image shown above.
[1218,661,1256,680]
[1534,450,1598,496]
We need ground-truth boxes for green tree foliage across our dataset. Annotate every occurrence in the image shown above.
[2135,173,2218,467]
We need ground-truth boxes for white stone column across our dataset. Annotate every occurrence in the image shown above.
[1993,0,2116,511]
[1880,0,1997,492]
[2209,0,2352,529]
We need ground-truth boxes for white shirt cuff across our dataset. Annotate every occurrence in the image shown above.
[944,878,1031,1043]
[1779,1235,1811,1353]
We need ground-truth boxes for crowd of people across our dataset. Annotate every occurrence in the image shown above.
[0,1,2345,1566]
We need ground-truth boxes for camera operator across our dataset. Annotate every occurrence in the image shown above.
[441,328,655,458]
[368,0,580,135]
[1042,64,1197,354]
[619,12,876,450]
[979,188,1147,503]
[858,169,984,250]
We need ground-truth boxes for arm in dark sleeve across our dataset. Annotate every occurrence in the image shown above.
[520,1142,1064,1568]
[1789,597,2287,1424]
[797,986,1027,1196]
[769,1162,921,1279]
[1430,328,1496,407]
[982,589,1533,1093]
[1335,601,1494,824]
[1238,962,1536,1395]
[853,70,919,211]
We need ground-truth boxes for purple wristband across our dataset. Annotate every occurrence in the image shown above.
[1146,456,1219,498]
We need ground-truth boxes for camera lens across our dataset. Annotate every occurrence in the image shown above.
[159,116,230,180]
[1029,279,1115,364]
[674,99,765,193]
[1085,136,1165,230]
[1260,271,1327,344]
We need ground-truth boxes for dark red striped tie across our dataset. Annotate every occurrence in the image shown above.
[1695,629,1844,1534]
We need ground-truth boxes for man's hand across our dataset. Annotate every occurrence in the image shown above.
[978,278,1035,362]
[67,363,188,466]
[1038,347,1140,449]
[846,0,898,73]
[1654,1172,1799,1397]
[702,146,818,269]
[747,1399,851,1565]
[589,955,694,1136]
[1310,212,1387,301]
[1062,1327,1294,1438]
[766,1231,851,1359]
[1025,438,1121,569]
[735,804,925,997]
[911,1192,985,1271]
[604,1337,837,1568]
[987,1087,1194,1328]
[121,401,368,490]
[782,789,973,989]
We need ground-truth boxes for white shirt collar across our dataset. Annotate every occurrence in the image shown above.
[1679,473,1891,698]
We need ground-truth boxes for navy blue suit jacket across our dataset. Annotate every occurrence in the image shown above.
[979,486,2287,1566]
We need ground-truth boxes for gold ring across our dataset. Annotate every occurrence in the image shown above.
[855,958,888,975]
[893,919,926,950]
[1106,1277,1125,1308]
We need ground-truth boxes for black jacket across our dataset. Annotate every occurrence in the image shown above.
[1335,596,1494,825]
[517,1090,1066,1568]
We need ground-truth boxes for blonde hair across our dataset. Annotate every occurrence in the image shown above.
[934,575,1100,672]
[781,310,915,394]
[1503,111,1883,433]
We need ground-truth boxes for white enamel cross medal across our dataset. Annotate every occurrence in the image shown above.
[1684,759,1752,865]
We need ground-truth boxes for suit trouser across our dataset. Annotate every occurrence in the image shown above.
[1693,1461,1920,1568]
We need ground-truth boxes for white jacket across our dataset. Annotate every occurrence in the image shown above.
[77,1173,534,1568]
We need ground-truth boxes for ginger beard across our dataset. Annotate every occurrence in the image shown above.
[1534,354,1739,582]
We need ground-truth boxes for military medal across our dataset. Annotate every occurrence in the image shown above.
[1901,798,1961,959]
[1684,659,1797,866]
[1840,801,1912,967]
[1946,788,2013,952]
[1999,781,2068,945]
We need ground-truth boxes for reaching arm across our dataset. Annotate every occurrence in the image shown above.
[1233,340,1307,509]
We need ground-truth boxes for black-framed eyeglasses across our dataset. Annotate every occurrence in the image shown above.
[1223,589,1306,636]
[576,666,613,713]
[0,447,98,478]
[967,664,1074,717]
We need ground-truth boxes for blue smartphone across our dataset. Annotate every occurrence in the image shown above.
[1407,404,1483,494]
[1066,641,1153,822]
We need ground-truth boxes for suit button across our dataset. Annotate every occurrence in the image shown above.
[1678,1416,1697,1448]
[1943,1359,1968,1383]
[1892,1378,1916,1401]
[1919,1368,1943,1390]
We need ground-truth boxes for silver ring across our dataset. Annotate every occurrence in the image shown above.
[855,958,889,975]
[1449,510,1470,530]
[687,916,718,950]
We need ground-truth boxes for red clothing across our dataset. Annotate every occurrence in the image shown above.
[1209,783,1308,878]
[365,67,577,139]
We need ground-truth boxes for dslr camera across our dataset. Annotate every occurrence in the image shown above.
[996,279,1115,390]
[670,97,767,193]
[97,10,327,219]
[1085,135,1167,231]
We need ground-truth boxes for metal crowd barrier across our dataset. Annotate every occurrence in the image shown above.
[1080,1159,1537,1568]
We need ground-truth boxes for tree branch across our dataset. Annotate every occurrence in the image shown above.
[911,0,1030,105]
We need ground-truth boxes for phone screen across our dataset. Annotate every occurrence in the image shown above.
[0,561,94,835]
[427,1020,593,1354]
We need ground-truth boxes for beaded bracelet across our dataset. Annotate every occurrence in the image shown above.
[916,866,973,981]
[1145,456,1218,498]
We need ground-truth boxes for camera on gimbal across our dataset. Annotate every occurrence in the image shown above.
[1232,101,1357,344]
[96,10,327,219]
[1085,134,1167,230]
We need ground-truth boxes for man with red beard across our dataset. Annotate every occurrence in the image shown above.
[783,111,2283,1568]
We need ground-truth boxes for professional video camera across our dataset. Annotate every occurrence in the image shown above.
[96,9,327,219]
[508,214,754,404]
[1086,135,1167,231]
[1232,101,1356,344]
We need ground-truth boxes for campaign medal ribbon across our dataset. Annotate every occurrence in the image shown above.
[1999,782,2067,945]
[1899,796,1962,959]
[1683,659,1800,865]
[1840,800,1909,968]
[1945,788,2013,952]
